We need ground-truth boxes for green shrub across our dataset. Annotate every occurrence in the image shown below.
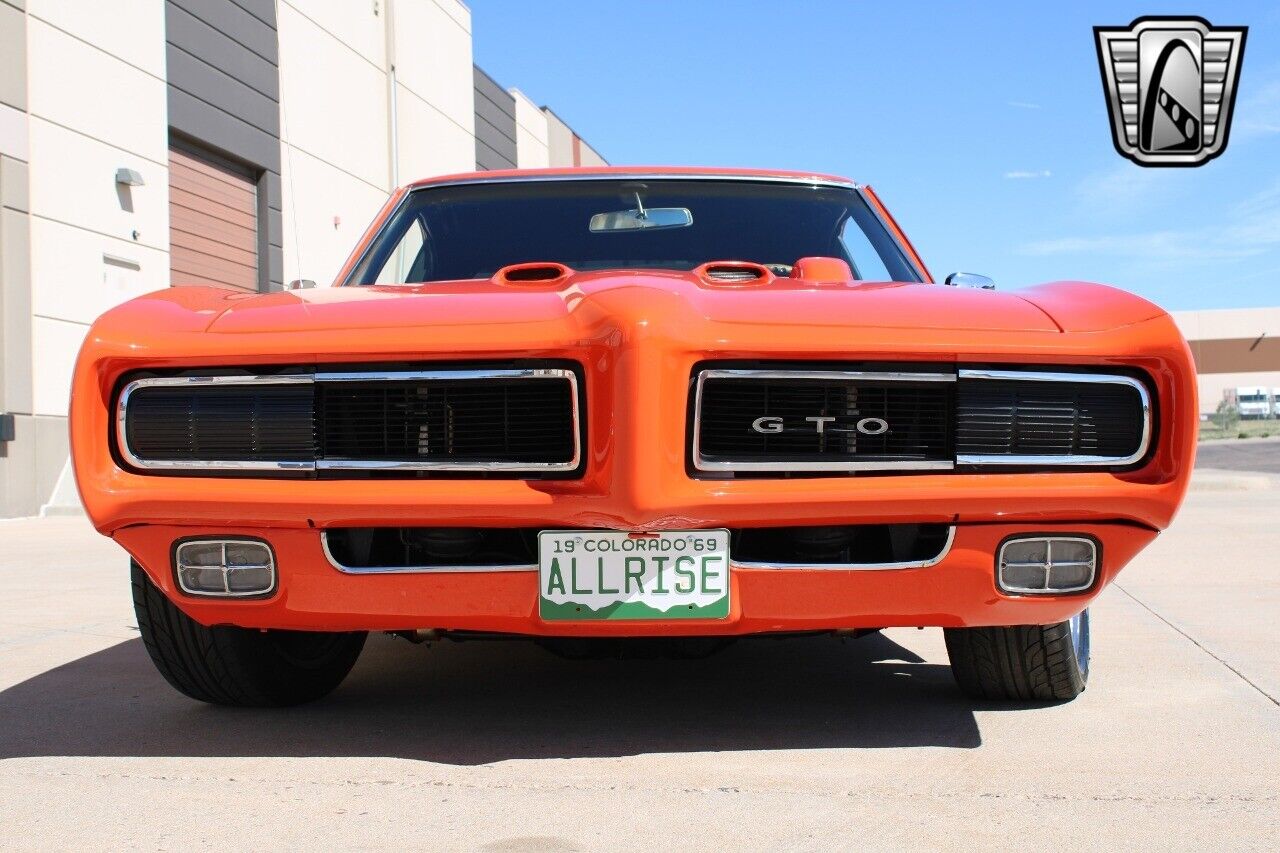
[1214,400,1241,433]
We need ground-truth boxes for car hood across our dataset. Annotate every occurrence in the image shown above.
[193,270,1165,337]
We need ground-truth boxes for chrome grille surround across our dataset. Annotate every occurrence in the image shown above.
[116,367,582,474]
[692,365,1153,474]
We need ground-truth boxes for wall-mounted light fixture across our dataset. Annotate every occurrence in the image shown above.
[115,168,145,186]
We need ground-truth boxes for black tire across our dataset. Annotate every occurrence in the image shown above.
[131,561,366,706]
[944,609,1090,702]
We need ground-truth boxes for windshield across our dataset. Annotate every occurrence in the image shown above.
[346,179,922,285]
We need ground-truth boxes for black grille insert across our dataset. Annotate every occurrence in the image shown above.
[317,377,575,464]
[325,527,541,570]
[731,523,952,566]
[126,382,315,463]
[955,375,1147,460]
[695,370,955,470]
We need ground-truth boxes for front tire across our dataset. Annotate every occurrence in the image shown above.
[131,561,366,706]
[944,609,1090,702]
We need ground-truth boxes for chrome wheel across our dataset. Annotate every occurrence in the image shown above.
[1069,608,1091,678]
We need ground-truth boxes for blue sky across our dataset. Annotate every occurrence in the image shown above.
[472,1,1280,311]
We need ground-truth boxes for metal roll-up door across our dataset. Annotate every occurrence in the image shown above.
[168,145,259,292]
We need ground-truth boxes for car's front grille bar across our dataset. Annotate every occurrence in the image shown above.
[320,523,956,573]
[117,366,582,475]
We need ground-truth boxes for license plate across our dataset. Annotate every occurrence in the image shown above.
[538,529,730,621]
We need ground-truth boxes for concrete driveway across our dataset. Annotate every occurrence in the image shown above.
[1,474,1277,850]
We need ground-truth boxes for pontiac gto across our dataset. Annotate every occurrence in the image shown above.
[69,168,1197,706]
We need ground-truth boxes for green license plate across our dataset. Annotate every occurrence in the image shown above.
[538,529,730,621]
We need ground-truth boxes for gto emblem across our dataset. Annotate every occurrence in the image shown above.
[752,416,889,435]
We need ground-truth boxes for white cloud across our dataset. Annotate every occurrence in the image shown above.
[1007,101,1042,110]
[1070,164,1203,220]
[1020,181,1280,262]
[1004,170,1052,179]
[1019,232,1262,261]
[1074,165,1167,207]
[1234,78,1280,140]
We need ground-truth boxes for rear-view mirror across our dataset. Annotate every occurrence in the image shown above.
[589,207,692,233]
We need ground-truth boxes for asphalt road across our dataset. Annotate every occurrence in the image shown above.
[1,473,1277,850]
[1197,436,1280,473]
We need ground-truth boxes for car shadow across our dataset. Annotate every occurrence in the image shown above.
[0,632,982,763]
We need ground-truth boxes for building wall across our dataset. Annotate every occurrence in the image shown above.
[473,65,516,171]
[276,0,390,289]
[0,0,34,517]
[509,88,549,169]
[0,0,602,517]
[1,0,172,516]
[576,137,607,167]
[542,106,607,168]
[543,107,576,167]
[165,0,283,291]
[390,0,475,183]
[277,0,478,288]
[1173,307,1280,414]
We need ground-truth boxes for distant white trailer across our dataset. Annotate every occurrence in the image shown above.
[1274,388,1280,418]
[1235,386,1272,420]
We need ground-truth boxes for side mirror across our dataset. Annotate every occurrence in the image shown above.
[944,272,995,290]
[285,279,317,290]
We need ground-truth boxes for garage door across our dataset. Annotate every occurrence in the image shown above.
[168,145,259,291]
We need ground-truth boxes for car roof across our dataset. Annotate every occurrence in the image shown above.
[404,166,860,191]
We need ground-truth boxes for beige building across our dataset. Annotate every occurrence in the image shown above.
[0,0,605,518]
[1172,307,1280,415]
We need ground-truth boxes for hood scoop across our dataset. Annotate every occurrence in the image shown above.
[494,262,572,286]
[696,261,773,286]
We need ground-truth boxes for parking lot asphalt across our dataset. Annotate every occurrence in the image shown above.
[1,467,1277,850]
[1197,436,1280,473]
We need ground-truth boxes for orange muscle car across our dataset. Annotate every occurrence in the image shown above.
[70,168,1197,706]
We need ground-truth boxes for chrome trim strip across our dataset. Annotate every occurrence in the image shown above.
[174,538,277,597]
[410,172,861,191]
[732,525,956,571]
[955,369,1152,468]
[314,458,576,472]
[321,531,537,574]
[700,368,957,383]
[314,367,570,383]
[322,527,954,574]
[691,368,958,473]
[698,459,955,473]
[996,535,1097,595]
[118,368,582,474]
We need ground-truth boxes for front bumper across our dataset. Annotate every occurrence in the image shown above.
[75,286,1195,634]
[118,521,1156,634]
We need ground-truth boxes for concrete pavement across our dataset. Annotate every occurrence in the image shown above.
[0,474,1277,850]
